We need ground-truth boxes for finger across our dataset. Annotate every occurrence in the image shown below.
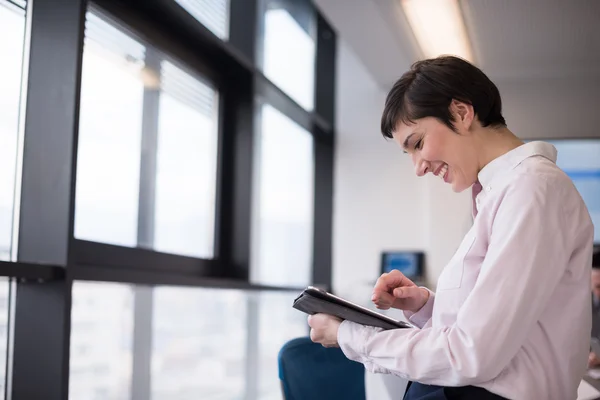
[373,273,390,294]
[310,313,325,324]
[372,291,395,305]
[310,328,318,343]
[373,294,395,310]
[393,286,422,299]
[373,270,410,293]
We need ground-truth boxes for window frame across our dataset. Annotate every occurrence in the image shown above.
[0,0,337,398]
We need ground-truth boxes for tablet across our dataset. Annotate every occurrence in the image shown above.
[293,286,411,330]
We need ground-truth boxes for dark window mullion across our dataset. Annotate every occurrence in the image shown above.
[217,72,255,280]
[10,0,86,398]
[311,15,336,291]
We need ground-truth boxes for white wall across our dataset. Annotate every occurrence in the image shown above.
[332,41,471,304]
[498,77,600,140]
[333,40,472,400]
[332,40,423,303]
[424,177,472,284]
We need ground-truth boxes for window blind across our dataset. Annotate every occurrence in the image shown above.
[160,60,215,118]
[174,0,230,40]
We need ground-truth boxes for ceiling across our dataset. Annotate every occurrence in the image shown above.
[313,0,600,88]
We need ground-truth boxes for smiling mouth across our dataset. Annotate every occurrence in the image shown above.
[435,163,449,182]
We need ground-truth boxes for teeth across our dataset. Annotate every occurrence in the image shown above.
[437,164,448,180]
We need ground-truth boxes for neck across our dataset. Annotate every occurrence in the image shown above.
[473,126,523,173]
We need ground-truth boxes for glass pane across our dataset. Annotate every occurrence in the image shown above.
[68,284,305,400]
[174,0,230,40]
[151,287,247,399]
[75,12,145,247]
[76,12,219,258]
[153,61,218,259]
[256,291,307,399]
[0,2,26,261]
[69,282,134,400]
[261,0,316,111]
[550,140,600,242]
[252,104,314,287]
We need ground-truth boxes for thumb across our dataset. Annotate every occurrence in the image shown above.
[393,286,420,299]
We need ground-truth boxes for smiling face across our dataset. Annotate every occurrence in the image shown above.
[393,102,480,193]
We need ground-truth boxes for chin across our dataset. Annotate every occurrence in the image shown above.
[451,182,470,193]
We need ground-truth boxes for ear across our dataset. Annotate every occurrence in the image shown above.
[450,100,475,131]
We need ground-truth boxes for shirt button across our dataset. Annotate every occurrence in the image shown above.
[485,185,491,192]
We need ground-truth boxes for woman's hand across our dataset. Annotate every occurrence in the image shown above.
[372,270,429,312]
[589,352,600,369]
[308,314,342,348]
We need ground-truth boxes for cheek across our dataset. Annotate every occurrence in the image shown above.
[420,143,442,161]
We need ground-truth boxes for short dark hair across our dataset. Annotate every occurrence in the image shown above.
[381,56,506,138]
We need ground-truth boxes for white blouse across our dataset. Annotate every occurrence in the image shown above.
[338,141,594,399]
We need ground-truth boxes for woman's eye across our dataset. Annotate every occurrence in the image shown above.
[415,139,423,150]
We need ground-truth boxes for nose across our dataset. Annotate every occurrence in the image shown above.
[412,153,431,177]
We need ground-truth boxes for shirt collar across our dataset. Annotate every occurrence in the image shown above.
[477,141,558,189]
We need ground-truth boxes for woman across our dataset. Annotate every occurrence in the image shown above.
[308,56,594,399]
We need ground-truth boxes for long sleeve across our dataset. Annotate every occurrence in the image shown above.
[338,175,573,386]
[403,288,435,329]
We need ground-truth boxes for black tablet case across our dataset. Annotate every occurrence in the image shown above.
[293,287,411,330]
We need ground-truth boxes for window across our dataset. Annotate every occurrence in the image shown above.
[69,282,134,400]
[75,12,145,247]
[252,104,314,287]
[174,0,230,40]
[75,11,219,258]
[260,0,316,111]
[69,284,307,400]
[550,140,600,243]
[154,61,219,258]
[1,0,335,398]
[256,291,307,399]
[0,1,27,261]
[151,287,247,399]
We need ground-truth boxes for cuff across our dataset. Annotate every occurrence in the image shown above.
[338,320,381,361]
[337,320,388,374]
[403,288,435,328]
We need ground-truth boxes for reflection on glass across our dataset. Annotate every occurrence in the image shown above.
[262,3,315,110]
[151,287,247,399]
[69,282,134,400]
[174,0,230,40]
[253,104,314,287]
[0,2,26,261]
[256,291,307,399]
[76,12,219,258]
[550,140,600,242]
[154,61,218,259]
[75,12,145,247]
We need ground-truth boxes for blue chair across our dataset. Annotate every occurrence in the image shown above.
[278,337,366,400]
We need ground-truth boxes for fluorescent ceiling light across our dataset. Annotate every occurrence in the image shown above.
[401,0,473,62]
